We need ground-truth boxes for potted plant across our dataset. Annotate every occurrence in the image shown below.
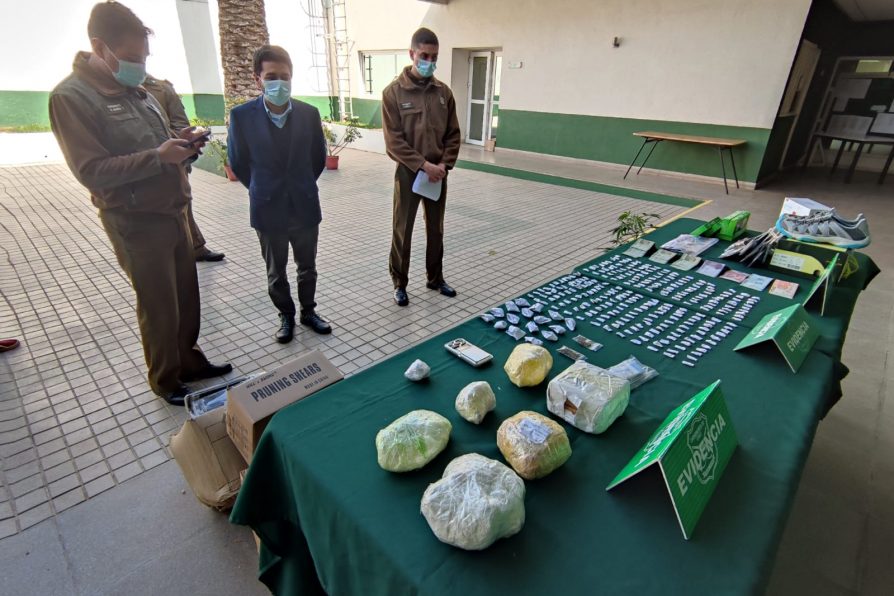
[322,117,362,170]
[204,136,237,181]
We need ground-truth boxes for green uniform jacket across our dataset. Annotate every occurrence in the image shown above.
[49,52,191,215]
[382,65,462,172]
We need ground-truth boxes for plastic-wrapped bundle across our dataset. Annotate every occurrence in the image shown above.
[455,381,496,424]
[404,359,431,381]
[421,454,525,550]
[546,361,630,434]
[497,411,571,479]
[504,344,553,387]
[376,410,451,472]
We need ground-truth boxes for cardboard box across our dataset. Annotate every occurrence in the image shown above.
[170,407,247,510]
[484,138,496,152]
[226,350,343,462]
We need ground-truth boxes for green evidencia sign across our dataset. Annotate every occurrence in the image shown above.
[734,303,818,373]
[802,254,837,316]
[607,381,738,540]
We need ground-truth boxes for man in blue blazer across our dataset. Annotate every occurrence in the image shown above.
[228,45,331,342]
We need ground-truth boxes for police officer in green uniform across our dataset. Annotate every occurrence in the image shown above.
[382,27,462,307]
[49,1,231,404]
[143,74,225,263]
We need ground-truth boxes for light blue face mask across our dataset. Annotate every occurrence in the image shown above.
[416,58,436,78]
[110,52,146,88]
[263,79,292,107]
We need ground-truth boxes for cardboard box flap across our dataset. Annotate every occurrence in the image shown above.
[170,408,246,510]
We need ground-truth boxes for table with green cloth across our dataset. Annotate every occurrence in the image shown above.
[231,218,878,595]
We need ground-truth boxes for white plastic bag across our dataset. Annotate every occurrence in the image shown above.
[421,453,525,550]
[546,361,630,434]
[376,410,451,472]
[455,381,496,424]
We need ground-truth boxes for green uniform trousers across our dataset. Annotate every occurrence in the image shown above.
[99,208,209,395]
[389,164,447,289]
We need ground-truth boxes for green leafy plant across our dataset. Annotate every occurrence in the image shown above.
[192,118,228,167]
[322,116,362,156]
[605,211,661,250]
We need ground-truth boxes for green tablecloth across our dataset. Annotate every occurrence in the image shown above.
[231,218,877,595]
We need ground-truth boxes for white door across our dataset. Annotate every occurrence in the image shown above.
[466,52,493,145]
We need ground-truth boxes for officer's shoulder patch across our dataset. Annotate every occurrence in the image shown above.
[106,103,126,114]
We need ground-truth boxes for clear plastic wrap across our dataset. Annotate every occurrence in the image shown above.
[454,381,496,424]
[420,453,525,550]
[479,313,495,323]
[521,308,534,318]
[503,344,553,387]
[514,298,531,307]
[607,355,659,389]
[548,325,566,335]
[494,320,509,331]
[376,410,452,472]
[565,318,577,331]
[506,325,525,340]
[525,321,540,334]
[525,336,543,346]
[404,359,431,381]
[541,330,558,342]
[546,361,630,434]
[497,411,572,480]
[507,314,520,325]
[505,301,520,313]
[533,315,551,325]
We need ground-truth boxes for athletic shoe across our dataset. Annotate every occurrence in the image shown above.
[783,208,868,233]
[776,215,870,248]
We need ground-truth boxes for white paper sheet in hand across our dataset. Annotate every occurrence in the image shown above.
[412,169,442,201]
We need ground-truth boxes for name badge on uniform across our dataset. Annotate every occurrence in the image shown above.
[106,104,125,114]
[400,102,414,109]
[439,96,446,106]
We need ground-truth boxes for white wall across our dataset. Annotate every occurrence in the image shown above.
[345,0,813,129]
[0,0,194,92]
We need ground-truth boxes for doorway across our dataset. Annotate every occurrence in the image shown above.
[465,51,502,145]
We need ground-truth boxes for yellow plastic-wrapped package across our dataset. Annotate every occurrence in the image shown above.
[503,344,553,387]
[497,411,571,479]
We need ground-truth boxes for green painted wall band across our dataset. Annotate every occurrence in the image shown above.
[496,109,770,183]
[454,160,703,208]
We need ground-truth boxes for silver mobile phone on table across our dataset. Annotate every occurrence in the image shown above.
[445,338,493,367]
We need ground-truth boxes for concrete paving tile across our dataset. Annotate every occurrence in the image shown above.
[0,518,74,594]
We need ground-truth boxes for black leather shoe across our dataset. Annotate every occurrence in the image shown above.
[394,287,409,306]
[300,311,332,334]
[181,362,234,382]
[426,281,457,297]
[195,246,225,262]
[276,314,295,343]
[160,384,190,406]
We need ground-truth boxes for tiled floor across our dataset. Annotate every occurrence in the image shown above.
[1,141,892,595]
[0,150,686,538]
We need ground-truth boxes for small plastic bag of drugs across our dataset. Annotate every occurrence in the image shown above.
[376,410,452,472]
[572,334,603,352]
[541,330,558,342]
[549,310,563,321]
[525,321,539,334]
[521,308,534,318]
[548,325,566,335]
[480,313,495,323]
[506,325,525,341]
[505,301,520,313]
[490,308,505,318]
[507,314,520,325]
[533,316,551,325]
[494,320,509,331]
[565,318,577,331]
[546,361,630,434]
[530,303,545,313]
[607,355,659,389]
[515,298,531,307]
[421,454,525,550]
[455,381,496,424]
[504,344,553,387]
[497,411,571,479]
[404,359,431,381]
[525,336,543,346]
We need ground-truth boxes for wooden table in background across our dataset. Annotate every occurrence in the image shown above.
[624,131,747,194]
